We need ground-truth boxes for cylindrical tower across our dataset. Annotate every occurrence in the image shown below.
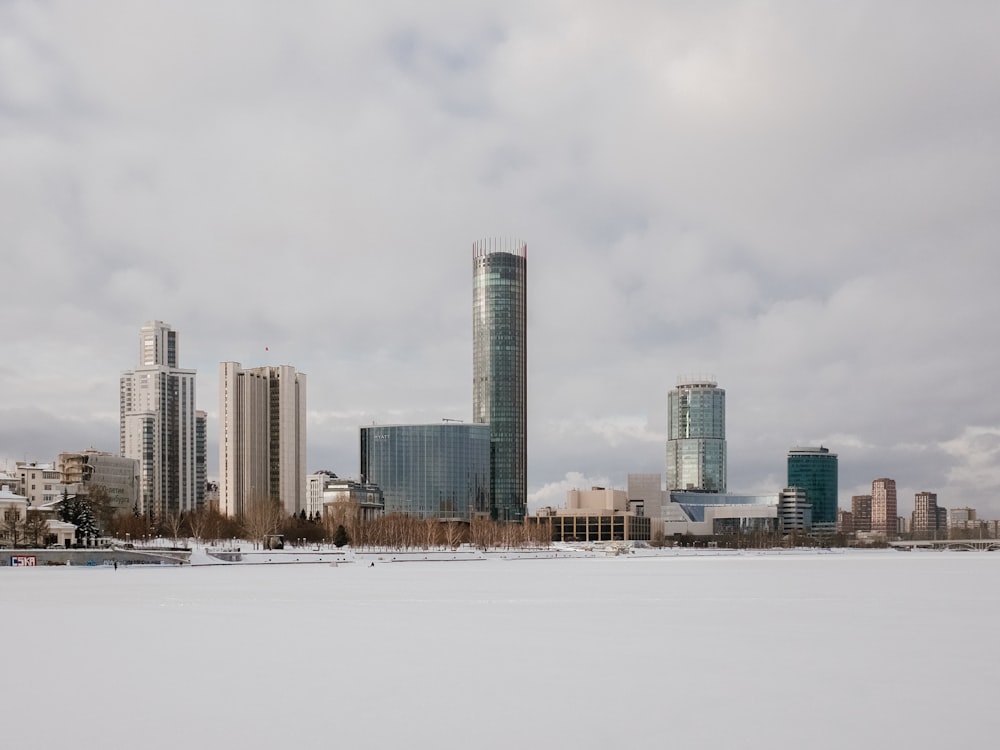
[472,237,527,522]
[666,378,726,492]
[786,446,839,528]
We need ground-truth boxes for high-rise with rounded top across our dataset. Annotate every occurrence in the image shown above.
[473,238,527,522]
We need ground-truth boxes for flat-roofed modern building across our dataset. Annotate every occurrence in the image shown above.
[219,362,307,517]
[871,478,897,536]
[912,491,941,537]
[627,473,665,519]
[529,487,651,542]
[473,238,527,522]
[667,379,726,492]
[778,486,812,532]
[360,423,490,520]
[120,321,204,518]
[15,462,68,509]
[851,494,873,532]
[665,491,779,536]
[786,446,838,528]
[321,477,385,524]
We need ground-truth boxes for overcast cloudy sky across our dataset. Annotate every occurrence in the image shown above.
[2,1,998,516]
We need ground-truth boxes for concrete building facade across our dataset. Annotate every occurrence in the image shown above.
[627,473,666,519]
[530,487,651,542]
[14,462,67,509]
[778,486,812,532]
[322,477,385,524]
[912,491,941,537]
[871,478,898,536]
[851,494,873,532]
[219,362,307,517]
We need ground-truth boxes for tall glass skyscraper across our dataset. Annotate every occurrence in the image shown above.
[666,379,726,492]
[473,238,527,522]
[786,446,839,527]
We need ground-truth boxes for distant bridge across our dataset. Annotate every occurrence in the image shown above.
[889,539,1000,552]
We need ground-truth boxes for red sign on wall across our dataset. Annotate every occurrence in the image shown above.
[10,555,37,567]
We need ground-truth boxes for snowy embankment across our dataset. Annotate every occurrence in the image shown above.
[2,550,996,750]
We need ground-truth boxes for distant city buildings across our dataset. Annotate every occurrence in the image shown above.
[912,491,942,537]
[58,449,138,515]
[786,446,838,528]
[626,473,666,519]
[321,476,385,524]
[851,494,873,532]
[14,461,67,508]
[473,238,528,522]
[120,321,205,518]
[871,478,898,535]
[665,491,780,536]
[531,487,651,542]
[219,362,307,517]
[666,379,726,492]
[778,486,812,532]
[360,423,490,520]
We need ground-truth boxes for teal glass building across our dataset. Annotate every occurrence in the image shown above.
[360,424,490,520]
[666,380,726,492]
[786,446,838,526]
[473,238,527,522]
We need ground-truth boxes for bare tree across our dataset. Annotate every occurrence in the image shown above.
[164,511,185,545]
[443,520,465,549]
[469,516,494,551]
[186,508,209,544]
[241,495,284,549]
[86,484,117,534]
[24,509,50,547]
[424,518,439,550]
[2,506,25,547]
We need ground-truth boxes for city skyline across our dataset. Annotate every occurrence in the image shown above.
[2,3,998,517]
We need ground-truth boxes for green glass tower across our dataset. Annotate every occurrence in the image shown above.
[473,238,527,522]
[786,446,838,527]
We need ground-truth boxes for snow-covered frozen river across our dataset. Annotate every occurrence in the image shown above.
[2,550,996,749]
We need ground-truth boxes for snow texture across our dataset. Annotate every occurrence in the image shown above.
[1,550,996,749]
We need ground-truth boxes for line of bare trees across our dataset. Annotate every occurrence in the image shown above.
[322,505,553,551]
[102,497,554,552]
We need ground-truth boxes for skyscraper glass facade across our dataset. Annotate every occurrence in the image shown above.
[666,380,726,492]
[473,238,527,522]
[786,447,839,526]
[360,424,491,520]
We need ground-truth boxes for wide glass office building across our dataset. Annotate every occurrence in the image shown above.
[360,424,491,520]
[666,380,726,492]
[473,238,527,522]
[787,446,838,526]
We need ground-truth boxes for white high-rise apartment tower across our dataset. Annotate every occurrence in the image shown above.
[120,321,205,519]
[219,362,306,517]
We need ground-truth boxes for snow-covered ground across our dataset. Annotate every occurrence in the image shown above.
[2,550,996,749]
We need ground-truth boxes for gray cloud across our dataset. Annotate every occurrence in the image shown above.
[2,1,998,517]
